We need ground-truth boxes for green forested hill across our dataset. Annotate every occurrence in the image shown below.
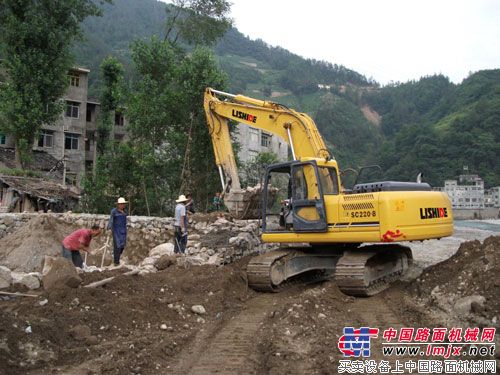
[362,70,500,187]
[74,0,500,188]
[74,0,381,170]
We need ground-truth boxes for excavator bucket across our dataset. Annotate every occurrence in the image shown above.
[224,187,263,219]
[224,185,277,220]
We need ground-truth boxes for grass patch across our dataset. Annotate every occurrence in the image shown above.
[0,167,42,178]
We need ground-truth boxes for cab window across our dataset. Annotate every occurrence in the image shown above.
[318,167,339,195]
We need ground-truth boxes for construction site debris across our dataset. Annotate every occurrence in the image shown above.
[0,235,498,374]
[408,236,499,325]
[0,213,265,274]
[149,243,175,257]
[0,175,80,213]
[11,272,40,290]
[68,324,98,345]
[0,216,70,272]
[41,256,82,290]
[0,258,252,374]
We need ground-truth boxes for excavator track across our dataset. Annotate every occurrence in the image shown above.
[247,244,412,296]
[247,250,290,292]
[335,244,412,297]
[247,248,341,292]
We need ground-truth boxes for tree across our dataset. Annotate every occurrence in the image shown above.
[240,152,279,187]
[165,0,231,46]
[81,56,124,214]
[96,56,124,157]
[124,37,183,215]
[176,47,227,209]
[0,0,110,167]
[123,40,227,215]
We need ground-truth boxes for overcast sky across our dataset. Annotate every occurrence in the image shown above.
[162,0,500,84]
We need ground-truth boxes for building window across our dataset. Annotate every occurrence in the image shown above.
[69,74,80,87]
[65,101,79,118]
[115,112,124,126]
[261,132,271,147]
[65,133,79,150]
[38,130,54,148]
[86,107,92,122]
[0,134,5,145]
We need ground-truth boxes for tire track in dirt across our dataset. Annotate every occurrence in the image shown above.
[168,293,274,374]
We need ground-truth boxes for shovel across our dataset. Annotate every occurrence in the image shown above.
[100,236,111,268]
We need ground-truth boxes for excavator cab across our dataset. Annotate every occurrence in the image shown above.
[262,160,332,233]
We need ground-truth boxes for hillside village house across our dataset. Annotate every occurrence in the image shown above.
[0,64,127,186]
[235,125,288,163]
[1,62,286,188]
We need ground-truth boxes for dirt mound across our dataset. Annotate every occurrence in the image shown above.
[0,259,254,374]
[0,216,74,273]
[408,236,499,323]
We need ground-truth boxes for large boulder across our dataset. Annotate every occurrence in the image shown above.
[149,243,175,258]
[0,266,12,289]
[140,256,159,267]
[11,272,41,290]
[42,256,82,290]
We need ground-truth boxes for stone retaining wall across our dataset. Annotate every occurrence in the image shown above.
[0,213,270,270]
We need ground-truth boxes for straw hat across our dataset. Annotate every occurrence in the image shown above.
[117,197,127,204]
[176,194,188,203]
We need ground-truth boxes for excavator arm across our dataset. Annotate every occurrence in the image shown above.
[203,88,331,218]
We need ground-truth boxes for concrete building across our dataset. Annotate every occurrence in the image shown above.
[485,187,500,208]
[235,124,288,163]
[0,66,127,185]
[443,174,485,209]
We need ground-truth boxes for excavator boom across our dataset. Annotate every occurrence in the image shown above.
[204,88,332,218]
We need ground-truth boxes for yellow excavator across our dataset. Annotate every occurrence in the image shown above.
[203,87,453,296]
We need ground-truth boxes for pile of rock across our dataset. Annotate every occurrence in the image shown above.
[138,243,177,275]
[410,236,499,326]
[0,265,42,290]
[186,217,276,265]
[0,212,274,276]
